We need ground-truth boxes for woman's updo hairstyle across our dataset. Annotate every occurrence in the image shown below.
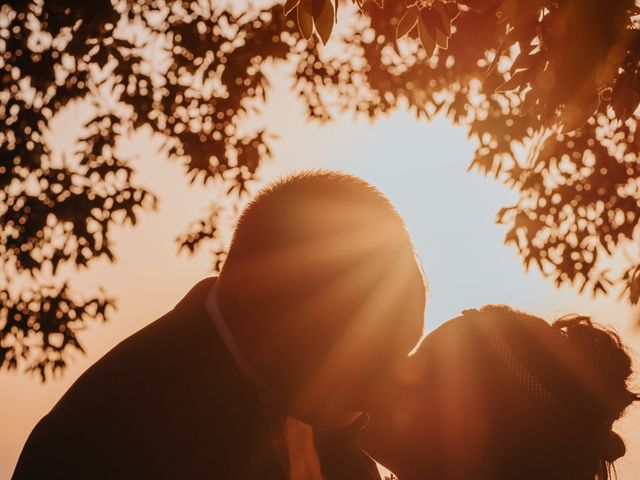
[551,315,639,478]
[431,306,639,480]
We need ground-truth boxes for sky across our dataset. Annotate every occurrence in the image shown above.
[1,65,640,478]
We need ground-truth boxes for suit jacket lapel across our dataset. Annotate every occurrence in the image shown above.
[175,277,289,480]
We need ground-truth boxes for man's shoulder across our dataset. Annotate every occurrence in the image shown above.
[12,278,222,478]
[103,276,218,363]
[53,277,220,407]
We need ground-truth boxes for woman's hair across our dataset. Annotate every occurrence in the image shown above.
[550,314,639,479]
[385,305,639,480]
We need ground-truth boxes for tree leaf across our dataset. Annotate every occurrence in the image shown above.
[418,12,437,58]
[444,1,461,21]
[435,28,449,49]
[626,266,640,304]
[420,8,441,42]
[314,0,335,45]
[495,70,527,92]
[559,98,599,134]
[422,5,447,38]
[284,0,300,16]
[396,5,419,39]
[429,5,451,50]
[431,1,452,37]
[297,0,314,40]
[611,69,638,122]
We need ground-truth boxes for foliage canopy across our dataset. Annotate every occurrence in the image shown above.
[1,0,640,379]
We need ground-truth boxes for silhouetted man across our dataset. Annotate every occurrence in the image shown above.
[13,171,426,479]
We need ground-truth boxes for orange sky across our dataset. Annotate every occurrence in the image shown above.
[1,64,639,477]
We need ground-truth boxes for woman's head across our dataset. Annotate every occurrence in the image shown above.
[361,305,638,480]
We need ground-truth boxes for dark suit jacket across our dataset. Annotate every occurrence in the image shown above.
[12,278,380,480]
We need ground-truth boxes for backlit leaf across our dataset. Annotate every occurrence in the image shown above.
[495,70,527,92]
[420,8,440,41]
[431,1,451,37]
[435,28,449,49]
[418,13,436,58]
[444,1,460,21]
[314,0,335,45]
[284,0,299,16]
[396,5,419,39]
[297,0,314,40]
[559,98,599,134]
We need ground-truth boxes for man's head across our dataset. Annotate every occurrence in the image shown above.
[217,171,426,424]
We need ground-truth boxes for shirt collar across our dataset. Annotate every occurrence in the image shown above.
[205,279,328,479]
[205,278,257,383]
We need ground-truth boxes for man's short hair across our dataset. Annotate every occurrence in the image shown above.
[217,170,426,405]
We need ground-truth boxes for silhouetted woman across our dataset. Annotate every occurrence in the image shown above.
[361,305,639,480]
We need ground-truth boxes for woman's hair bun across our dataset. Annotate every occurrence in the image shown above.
[553,315,636,420]
[552,315,638,476]
[602,431,626,463]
